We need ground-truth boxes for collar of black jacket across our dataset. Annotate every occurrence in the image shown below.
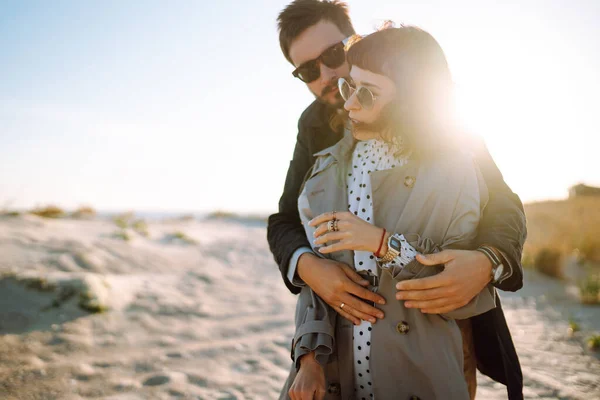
[301,100,338,129]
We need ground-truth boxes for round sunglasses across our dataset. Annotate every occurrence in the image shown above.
[338,77,377,110]
[292,41,346,83]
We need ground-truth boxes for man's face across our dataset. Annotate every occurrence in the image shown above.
[343,66,397,140]
[288,20,350,108]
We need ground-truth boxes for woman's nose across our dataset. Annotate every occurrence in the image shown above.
[344,90,360,112]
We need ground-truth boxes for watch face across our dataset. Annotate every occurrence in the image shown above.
[390,237,402,251]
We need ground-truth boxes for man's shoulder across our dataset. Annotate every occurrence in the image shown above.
[298,100,330,130]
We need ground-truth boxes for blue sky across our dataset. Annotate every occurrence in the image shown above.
[1,0,599,213]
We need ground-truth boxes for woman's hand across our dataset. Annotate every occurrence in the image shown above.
[288,352,326,400]
[309,211,385,255]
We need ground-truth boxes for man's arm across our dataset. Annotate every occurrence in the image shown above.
[267,123,313,295]
[471,138,527,292]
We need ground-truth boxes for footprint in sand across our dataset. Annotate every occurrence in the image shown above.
[142,374,170,386]
[187,374,208,388]
[232,358,260,373]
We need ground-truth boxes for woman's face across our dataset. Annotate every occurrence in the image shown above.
[344,66,397,140]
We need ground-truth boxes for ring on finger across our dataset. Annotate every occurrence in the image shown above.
[327,220,335,232]
[333,219,339,232]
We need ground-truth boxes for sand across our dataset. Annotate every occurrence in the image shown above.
[0,214,598,399]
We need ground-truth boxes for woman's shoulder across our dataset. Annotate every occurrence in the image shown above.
[423,148,478,175]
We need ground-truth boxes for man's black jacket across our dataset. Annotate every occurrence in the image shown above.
[267,100,527,399]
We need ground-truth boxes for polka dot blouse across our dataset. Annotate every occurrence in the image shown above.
[347,138,419,400]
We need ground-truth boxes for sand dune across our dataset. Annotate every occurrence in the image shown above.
[0,215,598,399]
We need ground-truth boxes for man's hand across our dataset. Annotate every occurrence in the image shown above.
[289,352,326,400]
[298,253,386,325]
[395,249,492,314]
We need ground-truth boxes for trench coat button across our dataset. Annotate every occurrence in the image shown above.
[327,382,341,395]
[404,176,416,188]
[396,321,410,335]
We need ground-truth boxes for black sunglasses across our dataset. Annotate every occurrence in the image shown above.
[338,77,378,110]
[292,41,346,83]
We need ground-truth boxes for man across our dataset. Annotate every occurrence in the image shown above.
[267,1,526,398]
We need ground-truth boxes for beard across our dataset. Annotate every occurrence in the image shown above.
[316,78,345,109]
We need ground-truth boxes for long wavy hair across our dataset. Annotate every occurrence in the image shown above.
[345,24,459,159]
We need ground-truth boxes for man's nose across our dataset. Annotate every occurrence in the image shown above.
[319,62,337,84]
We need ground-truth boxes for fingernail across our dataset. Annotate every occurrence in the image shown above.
[377,313,384,319]
[370,318,376,323]
[378,299,385,305]
[405,302,412,308]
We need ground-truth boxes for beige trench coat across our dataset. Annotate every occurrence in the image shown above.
[280,133,496,400]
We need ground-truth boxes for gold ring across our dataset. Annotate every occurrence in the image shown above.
[340,302,345,309]
[333,219,339,232]
[327,220,335,232]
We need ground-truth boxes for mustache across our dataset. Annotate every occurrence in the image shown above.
[320,79,339,97]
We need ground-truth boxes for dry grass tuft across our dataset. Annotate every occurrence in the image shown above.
[113,230,131,242]
[533,248,563,278]
[113,211,135,229]
[579,274,600,304]
[588,335,600,351]
[523,197,600,277]
[30,205,66,219]
[132,219,149,237]
[568,319,581,337]
[206,210,268,223]
[171,231,196,244]
[0,210,21,217]
[71,206,96,219]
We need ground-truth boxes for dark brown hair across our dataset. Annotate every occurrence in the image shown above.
[346,25,458,158]
[277,0,355,64]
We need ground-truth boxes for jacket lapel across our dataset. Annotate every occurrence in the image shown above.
[306,131,356,268]
[371,160,421,233]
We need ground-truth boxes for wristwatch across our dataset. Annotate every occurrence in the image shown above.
[378,234,402,264]
[476,245,504,284]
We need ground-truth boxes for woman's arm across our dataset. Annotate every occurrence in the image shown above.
[392,157,497,319]
[291,286,337,370]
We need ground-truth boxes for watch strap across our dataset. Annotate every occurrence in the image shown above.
[476,245,502,283]
[377,233,401,264]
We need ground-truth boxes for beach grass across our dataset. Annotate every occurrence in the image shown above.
[523,197,600,278]
[579,274,600,304]
[30,205,66,219]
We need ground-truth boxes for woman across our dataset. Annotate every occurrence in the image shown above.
[281,25,497,400]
